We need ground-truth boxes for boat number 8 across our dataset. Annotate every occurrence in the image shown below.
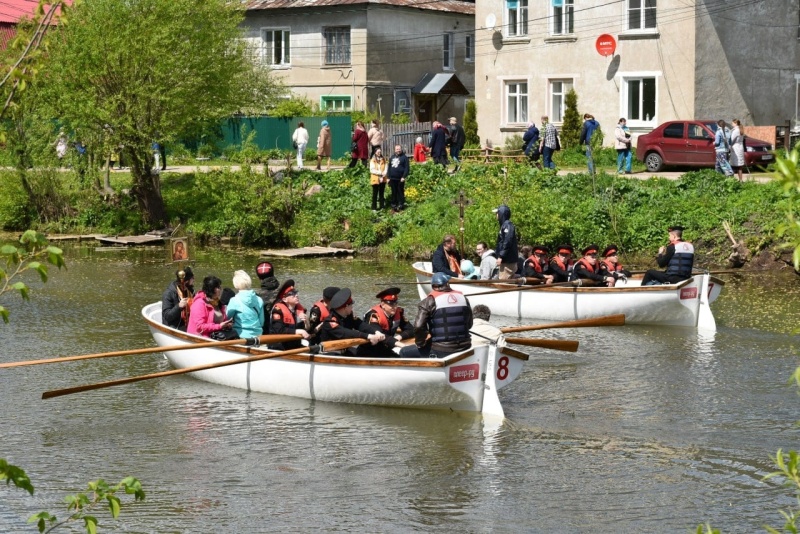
[496,356,509,381]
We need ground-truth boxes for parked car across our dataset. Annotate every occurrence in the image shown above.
[636,120,775,172]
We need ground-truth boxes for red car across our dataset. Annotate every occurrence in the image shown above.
[635,120,775,172]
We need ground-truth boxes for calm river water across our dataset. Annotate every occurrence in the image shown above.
[1,244,799,532]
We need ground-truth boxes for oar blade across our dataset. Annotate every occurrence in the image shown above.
[501,314,626,333]
[504,337,579,352]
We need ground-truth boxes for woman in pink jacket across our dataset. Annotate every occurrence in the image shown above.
[187,275,233,338]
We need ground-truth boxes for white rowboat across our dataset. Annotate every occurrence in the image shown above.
[412,262,723,331]
[142,302,527,417]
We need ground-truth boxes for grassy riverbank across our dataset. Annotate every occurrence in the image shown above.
[0,159,791,266]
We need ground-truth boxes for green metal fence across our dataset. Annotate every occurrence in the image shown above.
[221,116,352,157]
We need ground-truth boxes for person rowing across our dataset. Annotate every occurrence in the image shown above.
[268,279,310,349]
[572,244,614,287]
[318,288,384,355]
[359,287,414,357]
[599,245,631,286]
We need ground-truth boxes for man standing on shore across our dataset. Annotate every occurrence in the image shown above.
[493,204,518,280]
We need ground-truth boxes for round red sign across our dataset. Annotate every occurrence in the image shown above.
[596,34,616,57]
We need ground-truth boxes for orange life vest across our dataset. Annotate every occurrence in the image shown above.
[368,304,403,333]
[601,259,625,272]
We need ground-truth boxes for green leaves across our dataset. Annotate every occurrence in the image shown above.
[0,459,35,495]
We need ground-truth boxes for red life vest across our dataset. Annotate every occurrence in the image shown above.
[574,258,599,274]
[271,301,305,327]
[526,255,543,273]
[312,299,331,322]
[551,256,573,271]
[368,304,403,333]
[601,259,625,272]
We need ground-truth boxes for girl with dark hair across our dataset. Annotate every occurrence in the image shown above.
[187,275,233,337]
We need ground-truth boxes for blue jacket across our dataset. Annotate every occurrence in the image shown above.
[522,125,540,156]
[226,289,265,338]
[579,119,600,146]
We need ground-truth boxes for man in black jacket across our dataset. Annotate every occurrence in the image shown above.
[493,204,518,279]
[448,117,466,171]
[387,144,409,212]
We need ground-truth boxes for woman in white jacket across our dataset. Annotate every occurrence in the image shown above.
[292,122,310,169]
[729,119,745,182]
[614,118,632,174]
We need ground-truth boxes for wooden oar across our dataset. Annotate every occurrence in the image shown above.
[41,338,368,400]
[504,337,579,352]
[469,280,587,296]
[500,314,626,334]
[0,334,303,369]
[628,269,743,276]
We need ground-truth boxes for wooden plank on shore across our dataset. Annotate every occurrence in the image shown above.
[46,234,108,242]
[259,246,354,258]
[96,235,165,246]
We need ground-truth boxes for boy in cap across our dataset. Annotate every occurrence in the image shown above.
[522,245,554,284]
[599,245,631,286]
[306,286,340,342]
[318,288,385,354]
[641,225,695,285]
[162,267,195,331]
[572,244,614,287]
[549,244,574,283]
[268,279,310,348]
[360,287,414,357]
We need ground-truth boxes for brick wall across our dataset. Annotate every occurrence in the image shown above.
[742,126,776,149]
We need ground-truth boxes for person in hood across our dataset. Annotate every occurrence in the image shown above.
[226,270,264,338]
[493,204,518,279]
[579,114,600,175]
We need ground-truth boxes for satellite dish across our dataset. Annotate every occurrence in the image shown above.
[485,13,496,31]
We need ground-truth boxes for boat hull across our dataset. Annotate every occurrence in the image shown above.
[412,262,723,330]
[143,303,526,414]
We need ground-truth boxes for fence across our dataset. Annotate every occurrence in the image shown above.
[220,116,352,158]
[381,122,432,154]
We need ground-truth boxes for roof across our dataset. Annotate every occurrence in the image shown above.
[244,0,475,15]
[412,73,470,96]
[0,0,69,24]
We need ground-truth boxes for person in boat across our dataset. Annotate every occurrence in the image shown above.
[549,244,575,283]
[318,288,385,354]
[431,234,462,278]
[599,245,631,285]
[475,241,498,280]
[523,245,554,284]
[641,225,695,286]
[269,279,310,349]
[254,261,280,327]
[359,287,414,357]
[572,244,615,287]
[399,272,472,359]
[187,275,234,338]
[162,267,195,331]
[517,245,532,276]
[226,270,265,339]
[306,286,340,342]
[469,304,507,349]
[460,259,479,280]
[493,204,519,280]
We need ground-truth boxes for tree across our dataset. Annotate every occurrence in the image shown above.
[1,230,65,323]
[560,88,582,149]
[37,0,284,226]
[463,99,479,147]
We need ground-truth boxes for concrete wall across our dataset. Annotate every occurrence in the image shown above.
[475,1,699,147]
[242,6,474,122]
[695,1,800,127]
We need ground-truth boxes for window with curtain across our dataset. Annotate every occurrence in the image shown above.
[552,0,574,35]
[324,26,351,65]
[627,0,656,30]
[625,77,656,123]
[262,29,291,66]
[549,79,573,122]
[506,0,528,37]
[443,33,454,70]
[506,81,528,124]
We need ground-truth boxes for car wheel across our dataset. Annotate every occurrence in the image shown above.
[645,152,664,172]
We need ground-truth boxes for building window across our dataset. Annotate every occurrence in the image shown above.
[627,0,656,31]
[443,33,454,70]
[324,26,350,65]
[261,29,290,66]
[320,95,352,111]
[549,79,573,123]
[507,0,528,37]
[394,88,411,115]
[624,77,656,124]
[505,81,528,124]
[552,0,574,35]
[465,33,474,62]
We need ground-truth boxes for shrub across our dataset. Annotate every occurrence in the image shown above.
[560,88,582,149]
[464,100,479,146]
